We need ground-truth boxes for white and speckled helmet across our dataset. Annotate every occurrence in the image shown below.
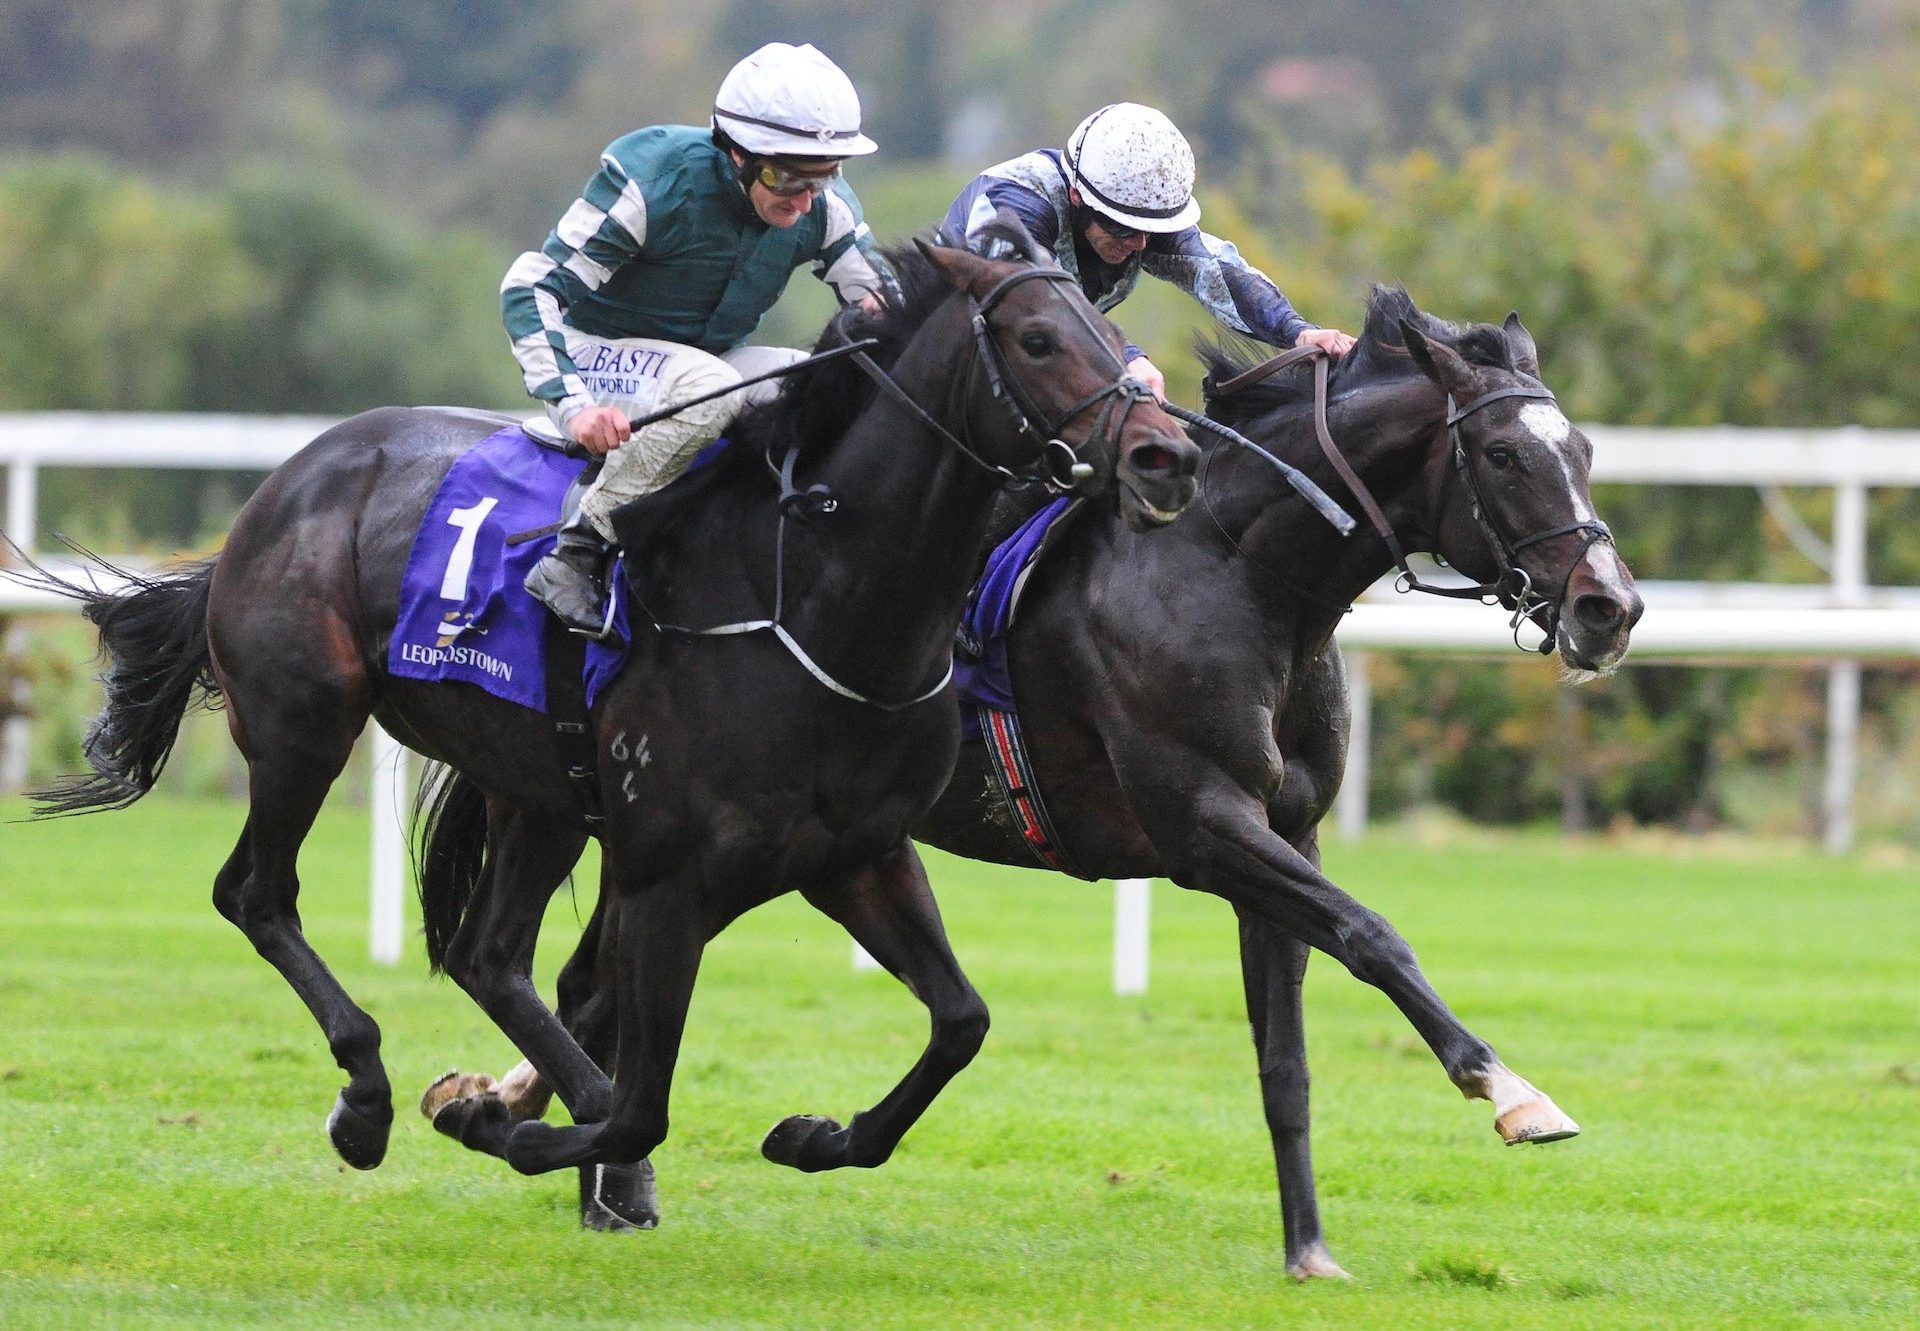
[1064,103,1200,232]
[712,42,878,158]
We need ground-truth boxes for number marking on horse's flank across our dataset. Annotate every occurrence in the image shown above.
[611,731,653,802]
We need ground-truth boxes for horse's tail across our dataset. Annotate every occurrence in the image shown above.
[413,762,490,974]
[23,554,222,817]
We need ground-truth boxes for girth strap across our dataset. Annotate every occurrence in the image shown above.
[541,618,604,831]
[978,705,1092,880]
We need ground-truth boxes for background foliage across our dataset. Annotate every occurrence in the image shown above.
[2,0,1918,843]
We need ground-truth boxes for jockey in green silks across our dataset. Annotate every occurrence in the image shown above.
[504,42,897,636]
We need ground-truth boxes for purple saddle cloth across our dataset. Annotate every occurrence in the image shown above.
[954,496,1082,739]
[388,425,631,711]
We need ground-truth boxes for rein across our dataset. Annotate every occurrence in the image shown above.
[633,258,1154,710]
[843,264,1158,493]
[1211,344,1613,653]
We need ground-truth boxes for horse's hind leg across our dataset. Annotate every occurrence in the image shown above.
[212,718,392,1168]
[761,841,990,1173]
[1237,911,1348,1281]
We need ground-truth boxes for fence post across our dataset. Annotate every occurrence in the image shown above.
[1336,648,1372,840]
[369,724,408,964]
[1114,878,1150,995]
[1,457,37,791]
[1824,467,1869,854]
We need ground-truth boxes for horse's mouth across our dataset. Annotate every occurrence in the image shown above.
[1556,621,1632,678]
[1118,474,1193,530]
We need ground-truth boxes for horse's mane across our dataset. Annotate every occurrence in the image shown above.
[1198,284,1517,428]
[612,217,1046,556]
[722,215,1050,467]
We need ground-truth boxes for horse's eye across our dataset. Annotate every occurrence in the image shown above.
[1019,332,1055,357]
[1487,447,1515,469]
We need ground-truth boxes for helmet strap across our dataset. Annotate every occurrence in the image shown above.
[1068,199,1103,238]
[717,142,761,196]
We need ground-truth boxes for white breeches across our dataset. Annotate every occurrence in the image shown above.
[555,334,805,540]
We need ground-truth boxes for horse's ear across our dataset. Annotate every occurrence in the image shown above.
[918,238,999,294]
[1503,312,1541,378]
[1399,318,1475,396]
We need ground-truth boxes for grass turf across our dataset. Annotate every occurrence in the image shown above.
[1,794,1915,1328]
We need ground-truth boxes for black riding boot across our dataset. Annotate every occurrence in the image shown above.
[525,515,615,638]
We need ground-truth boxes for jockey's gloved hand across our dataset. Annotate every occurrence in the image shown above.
[1125,355,1167,401]
[567,405,632,457]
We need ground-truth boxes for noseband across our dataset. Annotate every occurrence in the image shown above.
[1437,385,1614,652]
[637,259,1159,713]
[844,264,1158,493]
[1213,345,1613,653]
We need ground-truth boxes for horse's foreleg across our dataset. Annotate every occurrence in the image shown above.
[1236,910,1348,1280]
[762,842,989,1173]
[470,884,647,1229]
[504,874,620,1120]
[503,871,710,1179]
[1123,749,1577,1146]
[425,810,619,1159]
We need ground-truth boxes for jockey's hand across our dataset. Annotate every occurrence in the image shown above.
[1297,327,1357,357]
[859,292,886,314]
[567,405,632,457]
[1125,355,1167,400]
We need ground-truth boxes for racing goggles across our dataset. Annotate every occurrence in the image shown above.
[755,158,843,196]
[1093,214,1146,242]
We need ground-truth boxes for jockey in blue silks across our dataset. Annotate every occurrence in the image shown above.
[938,102,1355,400]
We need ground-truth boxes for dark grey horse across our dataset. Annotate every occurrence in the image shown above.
[487,286,1641,1268]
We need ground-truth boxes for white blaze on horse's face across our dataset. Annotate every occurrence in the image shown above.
[1518,401,1570,447]
[1518,402,1596,523]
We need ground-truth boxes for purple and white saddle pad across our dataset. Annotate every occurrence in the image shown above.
[954,496,1085,738]
[388,424,629,711]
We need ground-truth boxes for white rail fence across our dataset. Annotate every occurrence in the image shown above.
[5,414,1919,990]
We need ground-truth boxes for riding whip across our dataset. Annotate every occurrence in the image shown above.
[625,337,882,431]
[1162,401,1357,535]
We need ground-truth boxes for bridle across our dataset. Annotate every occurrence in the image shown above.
[1433,383,1615,652]
[634,256,1159,710]
[840,262,1159,494]
[1211,343,1613,653]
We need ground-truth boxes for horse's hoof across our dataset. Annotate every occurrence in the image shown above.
[326,1089,393,1170]
[761,1114,845,1173]
[418,1069,497,1120]
[430,1091,512,1157]
[580,1160,659,1232]
[1287,1243,1352,1281]
[496,1060,553,1122]
[1496,1095,1581,1145]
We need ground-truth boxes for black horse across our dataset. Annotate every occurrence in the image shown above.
[492,286,1642,1266]
[20,231,1199,1220]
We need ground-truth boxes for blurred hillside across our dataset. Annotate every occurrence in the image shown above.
[4,0,1920,842]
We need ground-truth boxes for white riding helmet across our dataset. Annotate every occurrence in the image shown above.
[1064,102,1201,233]
[712,42,878,158]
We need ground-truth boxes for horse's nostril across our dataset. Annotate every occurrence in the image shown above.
[1575,593,1624,630]
[1130,444,1176,475]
